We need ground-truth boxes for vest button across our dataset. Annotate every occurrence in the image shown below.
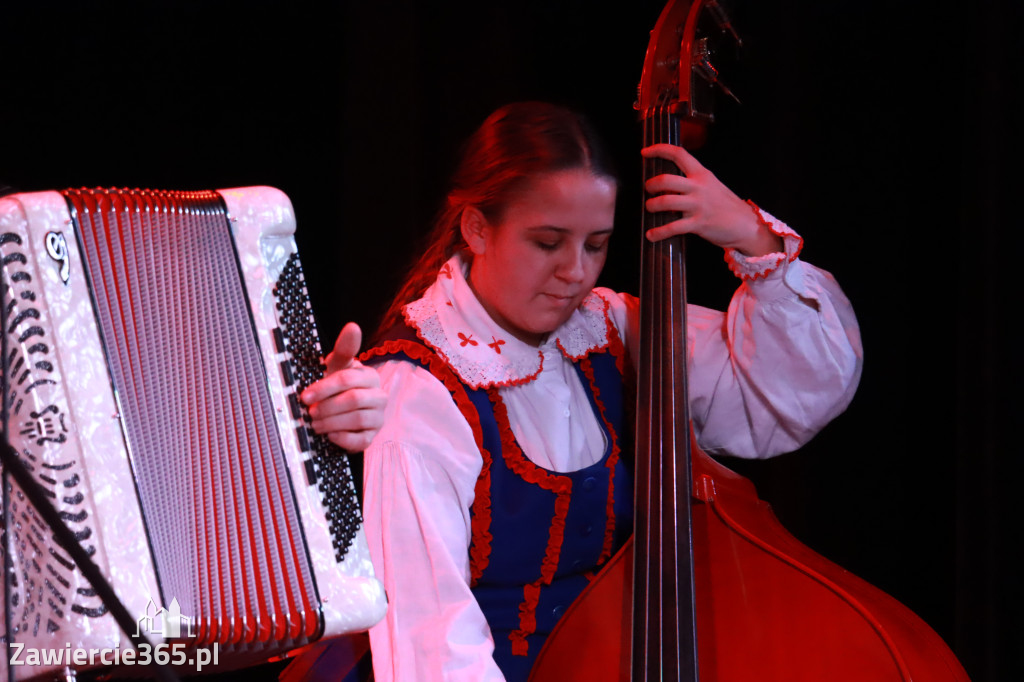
[581,524,593,536]
[582,476,597,491]
[552,605,566,619]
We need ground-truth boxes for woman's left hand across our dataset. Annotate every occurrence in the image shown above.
[300,322,386,453]
[641,143,782,257]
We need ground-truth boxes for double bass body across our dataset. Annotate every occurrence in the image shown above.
[529,446,970,681]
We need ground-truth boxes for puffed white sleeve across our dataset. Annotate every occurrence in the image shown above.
[364,359,506,681]
[604,207,863,459]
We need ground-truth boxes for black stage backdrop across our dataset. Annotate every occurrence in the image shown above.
[2,1,1019,680]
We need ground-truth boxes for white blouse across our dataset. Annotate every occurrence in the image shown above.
[362,209,862,681]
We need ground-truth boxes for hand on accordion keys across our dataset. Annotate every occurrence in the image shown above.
[300,321,386,452]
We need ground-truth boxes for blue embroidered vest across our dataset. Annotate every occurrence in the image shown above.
[366,334,633,682]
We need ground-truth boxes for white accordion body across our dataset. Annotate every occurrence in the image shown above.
[0,187,386,679]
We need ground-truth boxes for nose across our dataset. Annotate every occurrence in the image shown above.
[556,246,586,284]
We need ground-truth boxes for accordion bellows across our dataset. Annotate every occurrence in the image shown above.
[0,187,386,678]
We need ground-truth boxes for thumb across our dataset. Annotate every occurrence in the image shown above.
[325,321,363,373]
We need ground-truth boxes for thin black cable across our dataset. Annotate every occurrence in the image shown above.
[0,443,183,682]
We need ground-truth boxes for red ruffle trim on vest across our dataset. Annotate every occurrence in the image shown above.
[359,340,495,583]
[510,581,542,657]
[603,302,632,386]
[489,390,572,657]
[579,357,621,567]
[470,460,495,585]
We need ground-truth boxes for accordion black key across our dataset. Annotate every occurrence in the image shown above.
[0,187,386,678]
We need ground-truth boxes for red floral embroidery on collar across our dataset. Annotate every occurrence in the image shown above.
[401,255,615,389]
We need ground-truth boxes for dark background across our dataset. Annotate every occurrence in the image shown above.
[2,1,1019,680]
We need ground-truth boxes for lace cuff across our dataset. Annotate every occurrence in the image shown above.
[723,201,804,281]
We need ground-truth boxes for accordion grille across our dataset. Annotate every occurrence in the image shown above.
[64,188,320,649]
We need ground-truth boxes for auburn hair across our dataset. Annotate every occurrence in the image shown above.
[375,101,616,339]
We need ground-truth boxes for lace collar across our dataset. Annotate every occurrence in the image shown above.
[401,254,614,389]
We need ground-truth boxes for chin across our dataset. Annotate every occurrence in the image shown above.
[536,315,573,336]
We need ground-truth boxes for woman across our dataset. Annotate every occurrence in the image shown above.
[302,101,862,681]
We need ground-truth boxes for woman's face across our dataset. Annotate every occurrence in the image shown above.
[465,168,617,346]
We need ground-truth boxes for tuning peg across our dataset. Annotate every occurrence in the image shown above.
[704,0,742,48]
[692,38,741,104]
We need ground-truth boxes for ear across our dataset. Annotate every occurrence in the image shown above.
[460,206,490,256]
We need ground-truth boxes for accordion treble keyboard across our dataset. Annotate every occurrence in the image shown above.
[0,187,386,678]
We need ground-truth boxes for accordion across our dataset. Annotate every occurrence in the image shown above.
[0,187,386,678]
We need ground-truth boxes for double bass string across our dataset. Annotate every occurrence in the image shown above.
[666,104,699,682]
[634,107,654,682]
[635,103,699,681]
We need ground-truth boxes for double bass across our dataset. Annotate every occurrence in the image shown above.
[529,1,971,680]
